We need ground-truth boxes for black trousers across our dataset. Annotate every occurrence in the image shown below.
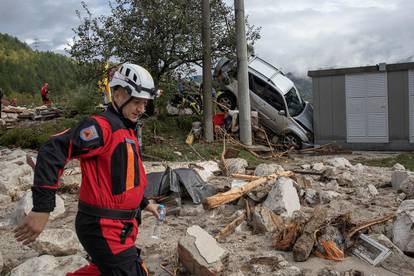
[75,212,148,276]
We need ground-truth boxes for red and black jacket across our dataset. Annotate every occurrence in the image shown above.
[32,105,148,213]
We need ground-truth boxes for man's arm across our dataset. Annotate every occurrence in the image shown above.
[14,117,108,244]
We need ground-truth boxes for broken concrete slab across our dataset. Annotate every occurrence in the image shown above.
[30,229,79,256]
[263,177,300,217]
[393,200,414,254]
[12,191,65,225]
[9,254,88,276]
[178,225,229,276]
[251,206,284,233]
[254,163,284,176]
[225,158,248,175]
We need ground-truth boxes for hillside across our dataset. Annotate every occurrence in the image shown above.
[0,33,80,97]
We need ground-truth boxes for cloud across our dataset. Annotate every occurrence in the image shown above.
[244,0,414,76]
[0,0,109,52]
[1,0,413,77]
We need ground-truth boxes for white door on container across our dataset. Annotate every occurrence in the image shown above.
[345,72,388,143]
[409,70,414,143]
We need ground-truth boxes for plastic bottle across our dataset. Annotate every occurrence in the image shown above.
[151,204,166,239]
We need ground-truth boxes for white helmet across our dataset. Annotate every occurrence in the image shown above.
[109,63,156,100]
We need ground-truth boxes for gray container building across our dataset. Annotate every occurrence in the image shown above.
[308,62,414,150]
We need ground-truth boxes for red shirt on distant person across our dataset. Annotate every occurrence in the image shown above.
[40,83,50,106]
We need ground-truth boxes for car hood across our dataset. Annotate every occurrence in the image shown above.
[294,102,313,133]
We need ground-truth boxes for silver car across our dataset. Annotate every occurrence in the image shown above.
[214,56,314,148]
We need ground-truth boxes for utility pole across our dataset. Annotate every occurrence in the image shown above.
[202,0,214,142]
[234,0,252,145]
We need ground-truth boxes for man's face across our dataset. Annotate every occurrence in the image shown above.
[113,88,147,122]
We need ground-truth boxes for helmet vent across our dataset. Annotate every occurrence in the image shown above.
[133,74,137,82]
[125,68,131,77]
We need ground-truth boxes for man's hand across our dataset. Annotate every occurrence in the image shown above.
[14,211,50,245]
[144,203,161,220]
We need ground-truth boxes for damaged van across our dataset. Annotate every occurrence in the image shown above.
[213,56,314,149]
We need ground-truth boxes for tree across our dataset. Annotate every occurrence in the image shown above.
[69,0,261,82]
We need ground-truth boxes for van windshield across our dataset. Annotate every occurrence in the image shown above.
[285,88,304,117]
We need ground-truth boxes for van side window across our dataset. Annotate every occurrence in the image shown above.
[249,74,286,112]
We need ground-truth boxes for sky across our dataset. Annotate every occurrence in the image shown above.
[0,0,413,77]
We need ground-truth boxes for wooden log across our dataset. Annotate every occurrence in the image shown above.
[203,177,269,209]
[215,211,247,241]
[293,206,328,262]
[231,171,294,181]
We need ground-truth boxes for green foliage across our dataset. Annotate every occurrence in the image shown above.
[0,118,78,149]
[353,154,414,171]
[0,33,82,102]
[70,0,261,82]
[62,84,103,116]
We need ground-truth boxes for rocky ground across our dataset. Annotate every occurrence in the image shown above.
[1,147,414,275]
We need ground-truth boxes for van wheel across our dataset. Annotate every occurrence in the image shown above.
[217,91,237,111]
[282,134,302,150]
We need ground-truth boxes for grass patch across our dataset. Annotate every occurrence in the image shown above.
[353,153,414,171]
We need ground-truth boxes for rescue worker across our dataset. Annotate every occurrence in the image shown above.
[40,82,51,106]
[14,63,160,276]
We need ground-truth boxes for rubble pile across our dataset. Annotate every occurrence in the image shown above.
[0,105,61,128]
[1,148,414,275]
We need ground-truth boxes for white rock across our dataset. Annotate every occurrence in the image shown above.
[263,177,300,217]
[312,162,325,171]
[367,184,379,197]
[61,174,81,189]
[194,161,220,181]
[225,158,248,175]
[353,163,365,173]
[0,251,3,275]
[337,171,357,187]
[10,254,88,276]
[393,163,406,171]
[301,164,311,170]
[31,229,79,256]
[319,191,342,204]
[325,157,353,169]
[2,148,27,161]
[393,200,414,253]
[0,164,33,196]
[326,180,339,190]
[254,163,284,176]
[12,191,65,225]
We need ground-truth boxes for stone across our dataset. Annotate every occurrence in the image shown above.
[326,180,339,190]
[320,167,337,181]
[254,163,284,176]
[10,255,88,276]
[235,221,249,233]
[263,177,300,217]
[305,188,319,205]
[12,191,65,225]
[0,194,11,204]
[318,268,341,276]
[60,174,81,190]
[393,200,414,253]
[194,161,220,181]
[178,225,229,276]
[367,184,379,197]
[393,163,406,171]
[225,158,248,175]
[301,164,311,170]
[0,164,33,196]
[353,163,365,173]
[325,157,353,169]
[312,162,325,171]
[391,170,410,190]
[30,229,79,256]
[319,191,342,204]
[337,171,357,187]
[0,251,3,275]
[251,206,284,233]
